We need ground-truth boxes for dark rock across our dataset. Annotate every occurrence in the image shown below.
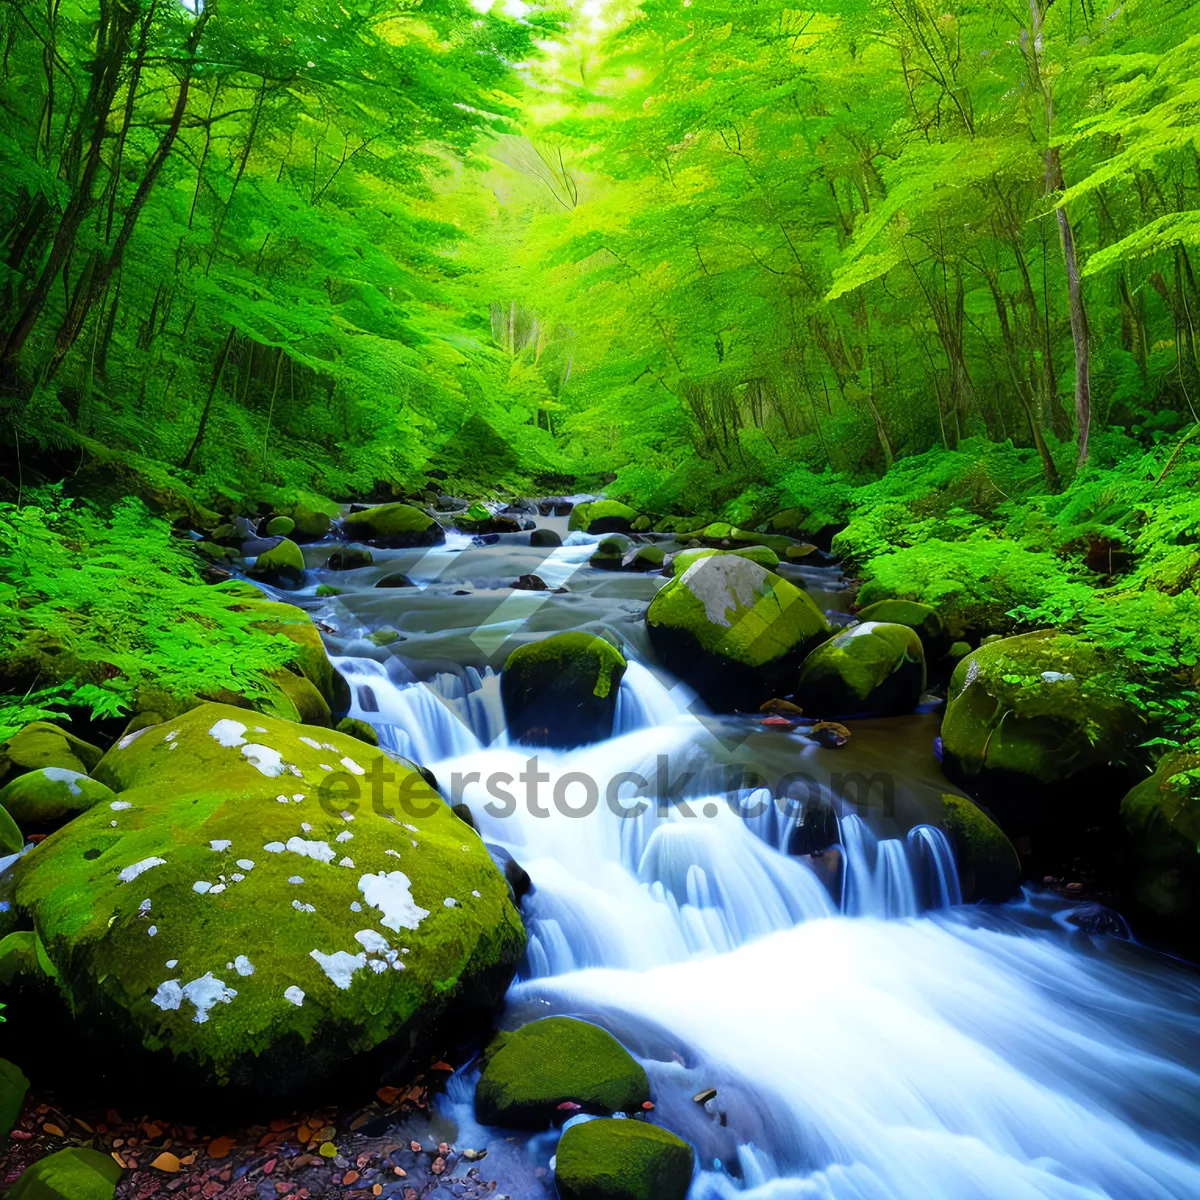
[512,575,549,591]
[530,529,562,548]
[375,572,415,589]
[327,546,374,571]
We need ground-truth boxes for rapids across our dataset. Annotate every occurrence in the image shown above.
[286,511,1200,1199]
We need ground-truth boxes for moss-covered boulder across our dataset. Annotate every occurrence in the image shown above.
[0,1056,29,1136]
[666,546,779,578]
[569,500,640,535]
[327,546,374,571]
[940,632,1135,824]
[555,1120,693,1200]
[8,703,525,1096]
[0,802,25,854]
[856,599,949,661]
[342,503,444,548]
[589,538,629,571]
[501,634,627,747]
[1120,751,1200,920]
[0,723,103,788]
[264,516,295,538]
[454,502,522,535]
[0,769,115,830]
[336,717,379,747]
[475,1017,649,1129]
[7,1148,124,1200]
[939,794,1021,903]
[646,556,829,711]
[282,501,334,542]
[0,931,42,985]
[247,538,306,588]
[631,515,652,533]
[628,544,665,571]
[794,622,926,718]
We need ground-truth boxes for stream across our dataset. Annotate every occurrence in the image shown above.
[273,505,1200,1200]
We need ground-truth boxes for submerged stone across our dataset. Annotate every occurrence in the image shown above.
[554,1119,693,1200]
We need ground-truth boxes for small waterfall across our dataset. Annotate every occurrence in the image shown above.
[839,814,960,918]
[907,823,963,909]
[613,659,692,734]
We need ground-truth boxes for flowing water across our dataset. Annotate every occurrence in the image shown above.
[278,512,1200,1199]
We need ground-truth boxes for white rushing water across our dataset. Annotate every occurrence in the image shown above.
[331,649,1200,1199]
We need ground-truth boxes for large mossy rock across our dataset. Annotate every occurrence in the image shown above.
[0,724,102,788]
[282,501,335,542]
[342,503,444,547]
[589,537,629,571]
[666,546,779,577]
[940,632,1134,825]
[500,634,627,748]
[1120,751,1200,920]
[0,769,115,830]
[454,502,522,535]
[855,599,949,661]
[246,538,306,588]
[939,793,1021,903]
[475,1017,650,1129]
[0,1056,29,1136]
[569,500,640,535]
[8,704,525,1096]
[794,622,926,718]
[7,1148,123,1200]
[646,556,829,711]
[555,1120,693,1200]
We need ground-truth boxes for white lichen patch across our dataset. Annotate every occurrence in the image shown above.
[193,881,213,894]
[335,831,353,843]
[292,900,316,913]
[340,756,365,777]
[264,842,286,854]
[182,973,238,1023]
[443,897,457,908]
[471,890,481,898]
[111,800,132,812]
[284,986,305,1006]
[358,871,429,932]
[1041,670,1076,683]
[310,948,366,989]
[117,727,152,751]
[299,736,323,750]
[288,876,305,885]
[339,857,355,868]
[241,744,286,777]
[209,718,248,748]
[237,859,255,870]
[355,929,390,954]
[166,959,178,969]
[43,768,84,794]
[232,955,255,976]
[680,555,772,626]
[148,925,158,936]
[210,839,232,851]
[119,857,166,884]
[286,837,335,863]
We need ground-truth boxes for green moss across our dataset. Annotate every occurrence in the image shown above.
[327,546,374,570]
[1120,751,1200,918]
[0,724,103,788]
[631,545,665,569]
[282,501,334,540]
[555,1119,693,1200]
[569,500,639,533]
[795,622,926,717]
[0,769,115,829]
[631,515,652,533]
[336,718,379,747]
[342,503,443,546]
[11,703,525,1094]
[7,1148,124,1200]
[590,538,628,570]
[247,538,305,585]
[475,1017,649,1128]
[316,584,343,597]
[265,516,295,537]
[0,1056,29,1137]
[855,600,948,659]
[940,794,1021,902]
[367,627,402,647]
[667,546,779,577]
[0,931,39,985]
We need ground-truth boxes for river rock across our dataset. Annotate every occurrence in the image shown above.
[0,769,115,830]
[281,502,334,542]
[646,555,829,711]
[794,622,926,717]
[500,633,627,747]
[327,546,374,571]
[8,1148,124,1200]
[475,1016,650,1128]
[554,1119,693,1200]
[667,546,780,578]
[940,632,1134,824]
[341,503,445,548]
[530,528,562,548]
[7,703,525,1096]
[939,793,1021,902]
[0,723,103,788]
[375,572,414,588]
[589,538,628,571]
[335,717,379,747]
[261,515,295,538]
[1120,750,1200,920]
[247,538,306,588]
[454,502,522,535]
[855,599,950,661]
[568,500,640,535]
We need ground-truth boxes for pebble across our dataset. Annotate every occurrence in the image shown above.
[693,1087,718,1104]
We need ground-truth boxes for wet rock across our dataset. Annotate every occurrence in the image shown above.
[855,599,950,661]
[808,721,851,748]
[375,572,414,589]
[485,843,532,902]
[530,529,562,548]
[454,503,523,535]
[1065,903,1130,938]
[335,717,379,747]
[760,699,804,717]
[500,633,627,748]
[367,627,403,647]
[327,547,374,571]
[247,538,306,588]
[260,516,295,538]
[938,793,1021,903]
[8,703,525,1096]
[316,584,344,597]
[555,1120,692,1200]
[568,500,640,535]
[0,769,115,831]
[589,537,629,570]
[475,1017,649,1129]
[646,556,830,711]
[512,574,549,591]
[0,723,103,788]
[794,622,926,718]
[786,803,839,856]
[342,503,445,548]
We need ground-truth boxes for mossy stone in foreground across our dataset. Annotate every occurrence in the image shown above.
[939,794,1021,903]
[569,500,639,535]
[794,622,926,718]
[555,1119,692,1200]
[647,555,829,711]
[940,631,1134,824]
[247,538,306,587]
[0,769,115,830]
[475,1017,650,1128]
[1120,751,1200,919]
[8,1148,123,1200]
[855,599,949,660]
[501,633,627,747]
[11,703,525,1096]
[0,723,103,788]
[0,1055,29,1136]
[667,546,779,578]
[342,503,444,547]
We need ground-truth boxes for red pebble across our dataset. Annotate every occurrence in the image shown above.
[10,1130,32,1141]
[556,1101,581,1112]
[759,716,794,727]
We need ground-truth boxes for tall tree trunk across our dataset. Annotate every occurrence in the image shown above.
[181,324,236,469]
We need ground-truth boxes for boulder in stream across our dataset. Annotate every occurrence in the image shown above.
[794,621,926,718]
[569,500,640,535]
[646,555,829,711]
[666,545,779,577]
[475,1016,650,1128]
[554,1119,693,1200]
[855,599,950,661]
[327,546,374,571]
[500,633,627,747]
[247,537,306,588]
[341,503,445,548]
[5,703,525,1097]
[939,793,1021,903]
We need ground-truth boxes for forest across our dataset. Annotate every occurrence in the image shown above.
[1,1,1200,1199]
